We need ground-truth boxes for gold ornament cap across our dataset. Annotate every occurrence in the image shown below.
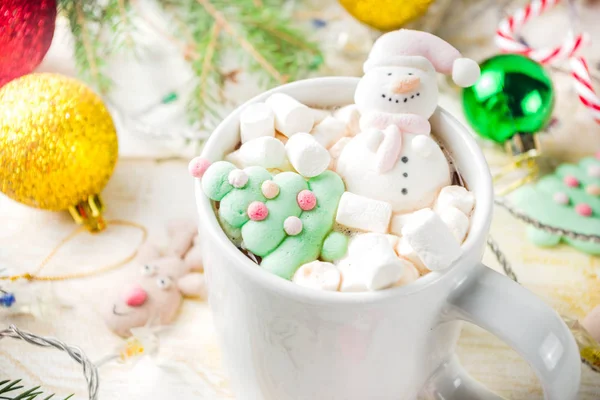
[0,73,118,231]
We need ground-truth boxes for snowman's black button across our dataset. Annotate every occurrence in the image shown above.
[401,156,409,163]
[402,188,408,195]
[403,172,408,177]
[404,98,408,103]
[382,94,386,98]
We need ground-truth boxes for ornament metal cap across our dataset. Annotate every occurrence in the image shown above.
[68,194,107,232]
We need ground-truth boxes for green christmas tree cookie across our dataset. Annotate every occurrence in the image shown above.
[201,161,348,279]
[511,155,600,255]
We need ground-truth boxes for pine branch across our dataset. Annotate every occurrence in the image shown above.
[0,380,72,400]
[59,0,137,93]
[60,0,322,133]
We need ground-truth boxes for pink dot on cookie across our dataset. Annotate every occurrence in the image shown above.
[575,203,593,217]
[588,165,600,178]
[228,169,249,188]
[553,192,569,205]
[284,216,303,235]
[297,190,317,211]
[188,157,211,178]
[248,201,269,221]
[586,184,600,196]
[563,175,579,188]
[261,180,280,199]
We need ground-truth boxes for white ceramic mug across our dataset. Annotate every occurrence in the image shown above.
[195,77,581,400]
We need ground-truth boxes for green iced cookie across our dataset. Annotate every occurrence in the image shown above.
[242,172,308,257]
[261,170,346,279]
[511,156,600,255]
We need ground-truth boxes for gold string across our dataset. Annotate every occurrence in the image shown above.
[0,220,147,282]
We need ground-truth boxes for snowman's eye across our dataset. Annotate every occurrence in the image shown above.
[141,264,157,276]
[387,73,392,76]
[156,277,172,290]
[408,73,413,75]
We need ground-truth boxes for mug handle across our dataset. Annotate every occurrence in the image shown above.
[424,263,581,400]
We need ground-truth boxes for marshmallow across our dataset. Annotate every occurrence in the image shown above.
[285,132,331,177]
[335,191,392,233]
[438,206,470,243]
[390,212,415,236]
[452,58,481,88]
[337,233,407,292]
[293,261,340,291]
[265,93,314,137]
[411,135,435,158]
[396,237,427,274]
[328,137,351,169]
[333,104,361,137]
[393,262,420,287]
[435,185,475,215]
[401,208,462,272]
[240,102,275,143]
[311,116,347,148]
[337,132,451,214]
[310,107,332,124]
[234,137,286,169]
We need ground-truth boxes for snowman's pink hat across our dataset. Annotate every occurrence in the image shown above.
[364,29,480,88]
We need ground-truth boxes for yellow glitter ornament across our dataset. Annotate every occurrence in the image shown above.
[0,73,118,231]
[339,0,435,31]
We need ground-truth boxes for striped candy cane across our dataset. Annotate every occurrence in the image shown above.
[495,0,600,124]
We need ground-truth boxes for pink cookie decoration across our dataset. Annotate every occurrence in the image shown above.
[575,203,593,217]
[228,169,249,188]
[586,184,600,196]
[188,157,211,178]
[596,150,600,160]
[248,201,269,221]
[284,216,303,235]
[588,165,600,178]
[261,180,280,199]
[552,192,569,205]
[563,175,579,188]
[297,190,317,211]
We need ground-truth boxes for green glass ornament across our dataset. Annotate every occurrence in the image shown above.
[462,54,554,144]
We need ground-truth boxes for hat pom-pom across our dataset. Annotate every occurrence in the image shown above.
[452,58,480,88]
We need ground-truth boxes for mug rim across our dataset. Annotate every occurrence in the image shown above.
[196,76,492,305]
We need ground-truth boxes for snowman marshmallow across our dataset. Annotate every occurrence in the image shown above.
[356,29,480,133]
[335,29,479,272]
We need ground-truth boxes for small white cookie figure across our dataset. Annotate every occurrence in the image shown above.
[334,29,479,284]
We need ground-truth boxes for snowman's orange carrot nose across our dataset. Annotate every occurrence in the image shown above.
[390,76,420,94]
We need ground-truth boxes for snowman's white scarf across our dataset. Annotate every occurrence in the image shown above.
[361,111,431,173]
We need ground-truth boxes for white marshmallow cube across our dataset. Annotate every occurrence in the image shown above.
[396,237,427,274]
[401,208,462,272]
[338,233,407,292]
[285,132,331,177]
[335,191,392,234]
[310,107,331,124]
[240,102,275,143]
[293,261,341,291]
[310,116,347,148]
[333,104,361,137]
[390,212,416,236]
[435,185,475,215]
[438,206,470,243]
[265,93,314,137]
[237,137,286,169]
[393,262,421,287]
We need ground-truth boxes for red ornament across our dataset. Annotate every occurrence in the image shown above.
[0,0,57,87]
